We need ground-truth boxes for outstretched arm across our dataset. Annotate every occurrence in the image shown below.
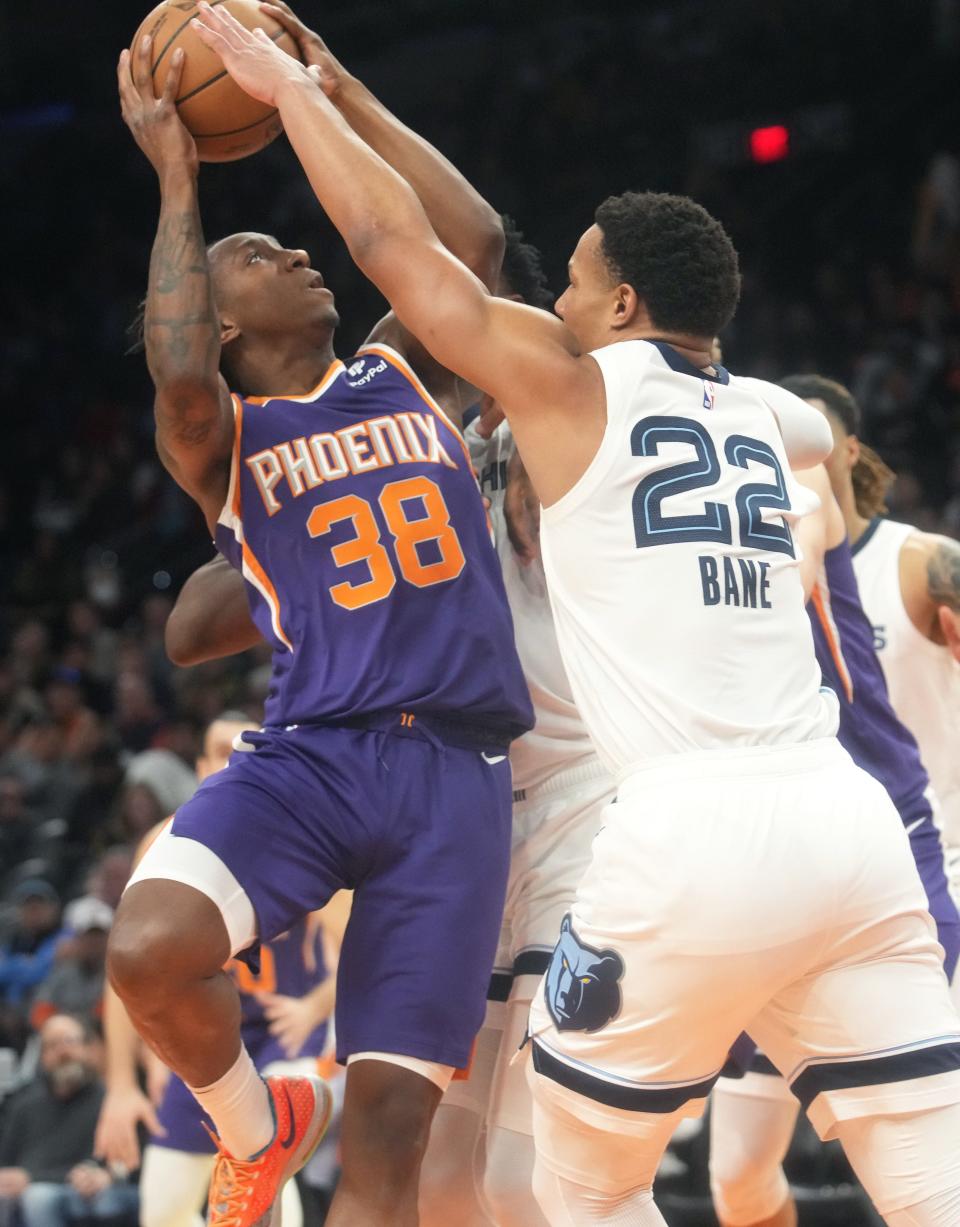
[165,555,261,666]
[191,7,599,504]
[261,2,503,288]
[118,37,234,531]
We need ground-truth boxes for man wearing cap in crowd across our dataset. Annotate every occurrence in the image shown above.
[32,899,114,1031]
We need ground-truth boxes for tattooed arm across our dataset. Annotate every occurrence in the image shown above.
[899,531,960,660]
[118,38,234,531]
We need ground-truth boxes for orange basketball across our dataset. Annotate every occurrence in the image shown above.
[130,0,303,162]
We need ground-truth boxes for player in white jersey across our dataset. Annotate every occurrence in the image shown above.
[782,374,960,896]
[420,222,616,1227]
[192,19,960,1222]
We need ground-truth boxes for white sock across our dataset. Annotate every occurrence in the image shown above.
[190,1047,274,1160]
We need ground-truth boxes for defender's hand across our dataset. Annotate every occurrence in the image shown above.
[118,39,198,178]
[258,2,348,97]
[191,1,313,107]
[476,391,506,441]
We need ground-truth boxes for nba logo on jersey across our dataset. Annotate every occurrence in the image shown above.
[702,379,716,410]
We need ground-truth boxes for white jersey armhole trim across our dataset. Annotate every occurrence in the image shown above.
[539,351,618,524]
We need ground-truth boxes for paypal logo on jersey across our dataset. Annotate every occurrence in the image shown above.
[545,914,624,1033]
[346,358,388,388]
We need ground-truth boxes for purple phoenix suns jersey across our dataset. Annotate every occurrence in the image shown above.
[215,343,533,737]
[807,538,930,822]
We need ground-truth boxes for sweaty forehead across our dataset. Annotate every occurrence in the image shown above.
[208,232,282,265]
[569,225,607,276]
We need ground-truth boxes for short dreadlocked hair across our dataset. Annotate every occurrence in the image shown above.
[594,191,740,337]
[780,373,895,519]
[500,215,554,310]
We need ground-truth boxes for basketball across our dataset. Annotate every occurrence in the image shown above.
[130,0,303,162]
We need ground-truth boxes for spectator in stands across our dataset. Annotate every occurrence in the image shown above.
[0,882,63,1052]
[0,1013,137,1227]
[0,777,41,892]
[65,849,133,920]
[32,900,113,1031]
[43,669,101,764]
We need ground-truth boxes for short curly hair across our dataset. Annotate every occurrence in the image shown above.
[594,192,741,337]
[500,215,554,311]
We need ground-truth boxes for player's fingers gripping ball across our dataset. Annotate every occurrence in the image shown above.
[129,0,304,162]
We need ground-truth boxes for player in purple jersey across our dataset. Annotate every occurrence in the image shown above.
[111,8,532,1227]
[709,463,960,1227]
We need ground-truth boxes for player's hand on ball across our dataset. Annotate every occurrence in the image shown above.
[118,39,198,176]
[258,2,347,97]
[191,1,313,107]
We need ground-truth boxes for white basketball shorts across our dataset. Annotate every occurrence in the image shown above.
[527,738,960,1141]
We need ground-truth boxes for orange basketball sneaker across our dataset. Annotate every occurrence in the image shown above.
[206,1074,333,1227]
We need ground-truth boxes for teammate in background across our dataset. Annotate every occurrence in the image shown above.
[113,8,532,1227]
[94,714,338,1227]
[191,15,960,1225]
[709,462,960,1227]
[782,374,960,894]
[420,224,616,1227]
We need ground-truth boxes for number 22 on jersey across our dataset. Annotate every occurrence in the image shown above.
[307,474,466,611]
[631,415,795,557]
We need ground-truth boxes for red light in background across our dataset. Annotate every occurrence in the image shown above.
[749,125,790,164]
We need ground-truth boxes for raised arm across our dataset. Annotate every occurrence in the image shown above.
[791,464,845,602]
[165,554,261,667]
[118,38,234,531]
[260,2,503,287]
[191,9,598,503]
[738,378,835,471]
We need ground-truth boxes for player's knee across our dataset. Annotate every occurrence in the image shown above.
[483,1129,539,1226]
[345,1078,436,1182]
[419,1114,481,1222]
[709,1138,789,1227]
[108,883,227,1004]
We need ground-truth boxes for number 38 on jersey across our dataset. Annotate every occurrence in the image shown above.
[631,415,794,611]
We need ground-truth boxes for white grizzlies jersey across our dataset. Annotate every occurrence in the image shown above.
[852,517,960,845]
[538,340,838,779]
[466,417,599,792]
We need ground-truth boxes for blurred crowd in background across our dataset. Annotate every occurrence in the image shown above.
[0,1,957,1222]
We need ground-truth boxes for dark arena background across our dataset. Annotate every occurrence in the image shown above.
[0,1,958,1223]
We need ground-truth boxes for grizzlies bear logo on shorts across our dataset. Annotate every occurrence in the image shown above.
[545,914,624,1032]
